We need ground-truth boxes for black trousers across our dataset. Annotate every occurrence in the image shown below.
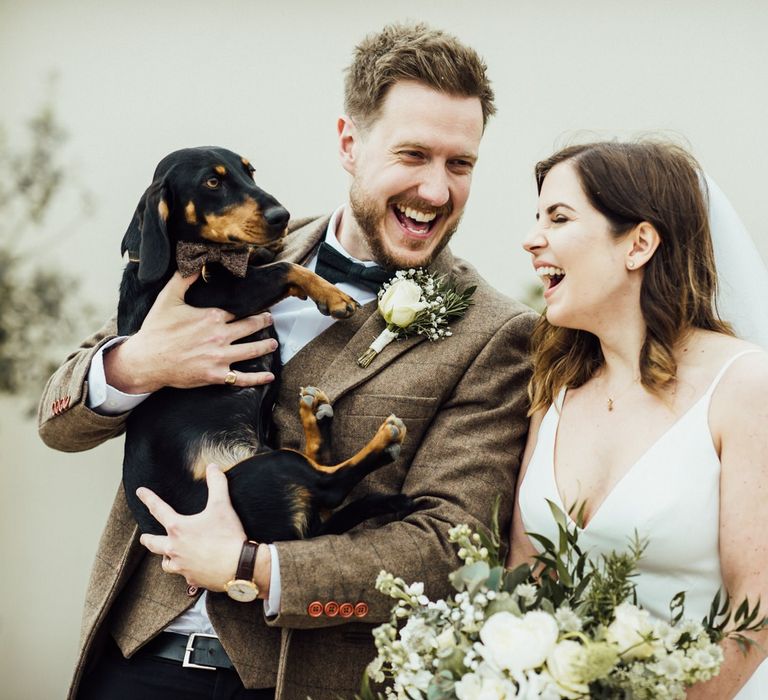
[77,636,275,700]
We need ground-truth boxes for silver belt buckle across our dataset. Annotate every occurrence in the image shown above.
[182,632,218,670]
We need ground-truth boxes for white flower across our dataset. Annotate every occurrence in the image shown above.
[400,617,437,654]
[454,666,517,700]
[479,610,559,673]
[554,606,583,633]
[546,640,590,698]
[606,602,656,659]
[367,655,386,684]
[513,583,537,606]
[378,279,427,327]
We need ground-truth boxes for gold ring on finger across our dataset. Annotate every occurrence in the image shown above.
[224,370,237,386]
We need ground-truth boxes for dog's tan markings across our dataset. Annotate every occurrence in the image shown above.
[288,484,312,537]
[286,415,406,475]
[201,197,274,246]
[241,157,250,168]
[185,201,197,224]
[158,199,169,221]
[214,165,227,176]
[187,436,259,481]
[284,265,359,319]
[298,386,332,462]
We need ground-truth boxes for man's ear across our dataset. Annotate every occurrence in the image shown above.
[337,115,359,175]
[625,221,660,270]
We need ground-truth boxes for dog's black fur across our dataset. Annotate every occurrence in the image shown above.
[119,146,410,542]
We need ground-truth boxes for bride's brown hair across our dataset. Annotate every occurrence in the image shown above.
[529,141,733,414]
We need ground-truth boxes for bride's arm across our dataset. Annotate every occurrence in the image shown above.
[506,409,546,568]
[688,349,768,699]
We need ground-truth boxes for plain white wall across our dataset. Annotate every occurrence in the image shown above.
[2,1,766,697]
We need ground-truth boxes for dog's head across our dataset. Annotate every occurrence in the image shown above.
[121,147,290,283]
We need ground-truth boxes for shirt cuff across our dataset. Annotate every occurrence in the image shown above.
[264,544,281,616]
[86,337,152,415]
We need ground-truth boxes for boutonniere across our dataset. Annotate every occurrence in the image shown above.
[356,268,476,368]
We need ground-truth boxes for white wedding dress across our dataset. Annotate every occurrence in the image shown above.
[518,350,768,698]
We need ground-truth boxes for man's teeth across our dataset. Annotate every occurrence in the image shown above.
[537,266,565,279]
[395,203,437,223]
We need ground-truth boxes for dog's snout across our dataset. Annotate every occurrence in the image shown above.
[264,206,290,230]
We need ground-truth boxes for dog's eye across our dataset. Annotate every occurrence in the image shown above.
[204,177,221,190]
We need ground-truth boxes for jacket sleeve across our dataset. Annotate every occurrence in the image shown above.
[38,316,130,452]
[268,308,537,629]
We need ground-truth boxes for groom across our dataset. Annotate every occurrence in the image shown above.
[39,22,536,700]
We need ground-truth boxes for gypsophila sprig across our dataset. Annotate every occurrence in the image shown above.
[356,268,475,368]
[360,498,765,700]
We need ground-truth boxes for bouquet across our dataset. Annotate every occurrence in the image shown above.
[364,501,766,700]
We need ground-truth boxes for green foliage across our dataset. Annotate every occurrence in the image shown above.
[0,94,95,412]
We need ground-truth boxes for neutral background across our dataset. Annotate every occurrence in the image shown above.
[2,1,767,697]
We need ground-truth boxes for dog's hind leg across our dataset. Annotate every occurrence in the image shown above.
[298,386,334,464]
[315,494,416,535]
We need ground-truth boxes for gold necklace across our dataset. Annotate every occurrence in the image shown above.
[605,376,640,411]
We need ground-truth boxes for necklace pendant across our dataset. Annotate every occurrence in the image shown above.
[607,398,614,411]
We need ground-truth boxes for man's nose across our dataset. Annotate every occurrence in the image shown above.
[417,165,450,207]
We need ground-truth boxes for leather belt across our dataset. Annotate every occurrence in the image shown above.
[141,632,234,671]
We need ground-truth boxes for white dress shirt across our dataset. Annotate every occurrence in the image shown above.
[86,205,378,633]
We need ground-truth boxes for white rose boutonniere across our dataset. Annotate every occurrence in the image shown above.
[356,268,475,368]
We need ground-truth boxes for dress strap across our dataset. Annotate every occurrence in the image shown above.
[703,349,764,399]
[554,386,567,413]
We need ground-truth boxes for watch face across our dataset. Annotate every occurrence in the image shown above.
[226,580,258,603]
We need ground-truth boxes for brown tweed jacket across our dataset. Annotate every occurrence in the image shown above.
[38,216,537,699]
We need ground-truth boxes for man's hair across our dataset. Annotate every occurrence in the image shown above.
[528,140,733,413]
[344,22,495,129]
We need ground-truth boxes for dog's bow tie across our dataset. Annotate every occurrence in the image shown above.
[314,242,390,293]
[176,241,251,278]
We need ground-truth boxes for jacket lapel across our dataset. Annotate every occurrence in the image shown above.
[281,240,457,404]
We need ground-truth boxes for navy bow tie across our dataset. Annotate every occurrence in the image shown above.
[314,242,391,293]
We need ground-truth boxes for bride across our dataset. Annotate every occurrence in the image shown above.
[508,141,768,698]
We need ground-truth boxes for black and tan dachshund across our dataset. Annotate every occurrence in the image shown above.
[119,146,410,542]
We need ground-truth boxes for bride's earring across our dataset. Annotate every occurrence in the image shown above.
[627,259,636,269]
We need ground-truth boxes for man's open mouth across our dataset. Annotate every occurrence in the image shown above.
[537,265,566,290]
[391,203,440,236]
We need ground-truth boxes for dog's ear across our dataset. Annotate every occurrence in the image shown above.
[121,178,172,283]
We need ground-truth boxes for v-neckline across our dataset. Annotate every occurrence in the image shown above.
[550,388,709,530]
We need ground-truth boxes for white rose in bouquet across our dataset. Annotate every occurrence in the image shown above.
[479,610,559,674]
[378,279,427,327]
[546,640,590,699]
[454,666,517,700]
[606,602,655,659]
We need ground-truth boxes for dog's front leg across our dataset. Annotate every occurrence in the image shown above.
[185,262,359,319]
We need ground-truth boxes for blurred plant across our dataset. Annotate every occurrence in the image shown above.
[0,91,96,413]
[521,281,545,314]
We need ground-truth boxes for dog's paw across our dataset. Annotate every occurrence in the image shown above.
[382,415,406,444]
[315,290,359,319]
[299,386,333,420]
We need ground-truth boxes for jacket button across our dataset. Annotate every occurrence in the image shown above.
[307,601,324,617]
[354,602,369,618]
[339,602,354,618]
[324,601,339,617]
[186,585,199,596]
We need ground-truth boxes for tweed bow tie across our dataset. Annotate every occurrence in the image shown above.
[314,242,390,292]
[176,241,251,278]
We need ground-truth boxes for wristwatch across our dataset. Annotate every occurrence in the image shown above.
[225,540,260,602]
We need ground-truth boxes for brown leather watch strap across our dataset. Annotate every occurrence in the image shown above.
[234,540,259,582]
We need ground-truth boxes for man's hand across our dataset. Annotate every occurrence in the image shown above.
[137,464,270,596]
[105,271,278,394]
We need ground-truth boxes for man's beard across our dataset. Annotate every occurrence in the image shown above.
[349,181,460,270]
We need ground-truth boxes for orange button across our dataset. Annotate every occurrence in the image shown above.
[307,601,324,617]
[186,585,199,597]
[339,602,354,618]
[324,601,339,617]
[354,602,369,618]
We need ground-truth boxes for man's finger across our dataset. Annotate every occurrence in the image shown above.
[158,270,201,304]
[136,486,179,527]
[205,464,234,509]
[225,338,278,364]
[226,313,273,342]
[139,532,169,555]
[226,370,275,387]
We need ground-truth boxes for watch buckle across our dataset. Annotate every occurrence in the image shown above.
[182,632,218,670]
